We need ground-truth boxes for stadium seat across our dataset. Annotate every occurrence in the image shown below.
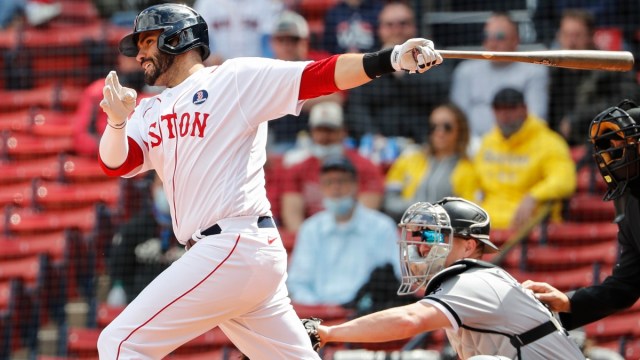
[2,206,100,235]
[531,221,619,246]
[566,193,616,222]
[509,264,601,292]
[33,179,122,211]
[0,84,83,112]
[585,312,640,341]
[0,156,60,185]
[576,165,608,194]
[1,132,74,160]
[0,181,33,208]
[519,241,618,271]
[59,155,112,183]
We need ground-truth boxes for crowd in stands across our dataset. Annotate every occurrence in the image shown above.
[1,0,640,358]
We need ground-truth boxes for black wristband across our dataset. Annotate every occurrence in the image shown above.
[362,47,395,79]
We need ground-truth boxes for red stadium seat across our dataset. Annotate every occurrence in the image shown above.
[576,165,608,194]
[59,155,113,183]
[0,156,60,185]
[509,265,600,292]
[2,206,99,235]
[585,312,640,341]
[0,181,33,208]
[520,241,618,271]
[1,132,74,160]
[33,179,121,210]
[531,221,619,245]
[566,193,616,222]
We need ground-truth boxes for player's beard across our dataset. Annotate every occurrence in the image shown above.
[143,52,175,86]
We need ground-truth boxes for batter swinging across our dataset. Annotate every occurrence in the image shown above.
[97,3,441,359]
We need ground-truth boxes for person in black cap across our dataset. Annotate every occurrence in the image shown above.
[465,87,576,230]
[286,155,403,310]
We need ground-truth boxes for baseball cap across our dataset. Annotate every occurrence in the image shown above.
[321,156,357,176]
[309,101,344,129]
[273,10,309,39]
[492,87,525,108]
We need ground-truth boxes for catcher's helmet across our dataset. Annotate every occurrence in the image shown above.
[119,3,210,61]
[397,202,453,295]
[589,99,640,201]
[435,197,498,253]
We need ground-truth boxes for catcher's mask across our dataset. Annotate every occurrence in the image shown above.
[119,3,210,61]
[589,99,640,201]
[397,202,453,295]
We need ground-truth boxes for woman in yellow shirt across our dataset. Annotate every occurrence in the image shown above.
[384,103,476,220]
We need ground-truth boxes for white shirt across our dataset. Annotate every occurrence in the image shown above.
[123,58,310,241]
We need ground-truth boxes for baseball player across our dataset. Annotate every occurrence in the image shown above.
[96,3,441,359]
[316,198,585,359]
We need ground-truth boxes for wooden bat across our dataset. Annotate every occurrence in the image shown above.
[438,49,635,72]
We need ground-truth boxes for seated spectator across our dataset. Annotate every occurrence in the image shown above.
[267,10,344,152]
[383,103,475,221]
[287,156,402,310]
[193,0,283,65]
[281,101,384,233]
[107,173,184,303]
[549,9,639,145]
[73,53,152,157]
[450,12,549,152]
[469,88,576,230]
[0,0,61,29]
[321,0,384,55]
[345,1,453,143]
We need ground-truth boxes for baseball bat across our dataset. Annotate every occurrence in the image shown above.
[438,49,635,72]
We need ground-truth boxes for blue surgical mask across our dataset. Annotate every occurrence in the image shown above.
[311,143,343,159]
[322,196,356,217]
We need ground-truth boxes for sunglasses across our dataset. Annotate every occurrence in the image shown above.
[413,229,444,244]
[483,31,507,41]
[428,122,454,133]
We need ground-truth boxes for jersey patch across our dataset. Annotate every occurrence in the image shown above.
[192,90,209,105]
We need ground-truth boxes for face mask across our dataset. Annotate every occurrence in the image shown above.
[310,144,343,159]
[322,196,355,217]
[497,118,524,138]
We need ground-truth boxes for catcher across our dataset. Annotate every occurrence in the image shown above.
[308,198,584,359]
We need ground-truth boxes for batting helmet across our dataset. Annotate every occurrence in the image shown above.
[435,197,498,253]
[589,99,640,200]
[119,3,210,61]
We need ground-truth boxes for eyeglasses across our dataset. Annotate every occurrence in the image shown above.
[428,122,454,133]
[482,31,507,41]
[381,19,413,28]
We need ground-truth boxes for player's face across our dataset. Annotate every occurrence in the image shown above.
[444,237,471,267]
[136,30,175,86]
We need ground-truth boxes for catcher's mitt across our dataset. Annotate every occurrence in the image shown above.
[302,317,323,351]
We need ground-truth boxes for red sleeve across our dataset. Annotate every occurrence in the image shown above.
[98,136,145,177]
[298,55,341,100]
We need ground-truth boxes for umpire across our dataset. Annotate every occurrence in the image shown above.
[525,99,640,329]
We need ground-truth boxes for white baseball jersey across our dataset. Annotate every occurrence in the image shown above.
[122,57,310,242]
[422,266,584,359]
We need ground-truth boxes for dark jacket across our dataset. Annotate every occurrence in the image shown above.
[560,186,640,329]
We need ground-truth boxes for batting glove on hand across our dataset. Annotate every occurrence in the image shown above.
[302,317,323,352]
[100,71,137,127]
[391,38,443,74]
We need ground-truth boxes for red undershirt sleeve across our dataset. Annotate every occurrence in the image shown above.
[98,136,145,177]
[298,55,341,100]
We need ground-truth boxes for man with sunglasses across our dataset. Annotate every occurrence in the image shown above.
[314,197,584,359]
[525,100,640,333]
[450,12,549,151]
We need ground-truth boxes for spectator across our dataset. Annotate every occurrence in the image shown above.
[0,0,61,29]
[321,0,384,55]
[267,10,344,152]
[469,88,576,230]
[281,101,384,233]
[107,173,184,303]
[549,9,638,145]
[73,54,151,157]
[193,0,282,65]
[450,12,549,152]
[383,103,475,221]
[345,1,453,143]
[287,156,401,308]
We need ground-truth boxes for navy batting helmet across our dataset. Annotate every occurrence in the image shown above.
[119,3,210,61]
[435,197,498,253]
[589,99,640,200]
